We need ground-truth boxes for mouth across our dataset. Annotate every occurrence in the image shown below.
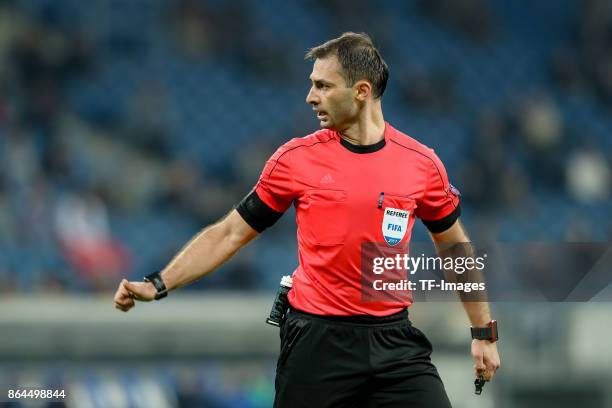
[314,110,328,120]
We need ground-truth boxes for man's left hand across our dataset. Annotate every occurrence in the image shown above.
[471,339,500,381]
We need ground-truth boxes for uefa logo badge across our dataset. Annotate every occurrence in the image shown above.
[450,183,461,196]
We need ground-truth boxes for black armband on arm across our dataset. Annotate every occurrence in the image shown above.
[421,204,461,233]
[236,190,284,233]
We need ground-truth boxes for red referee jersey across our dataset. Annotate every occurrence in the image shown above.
[254,122,460,316]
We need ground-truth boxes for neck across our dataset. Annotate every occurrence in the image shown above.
[338,102,385,146]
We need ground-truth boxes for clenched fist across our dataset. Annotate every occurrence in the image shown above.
[113,279,157,312]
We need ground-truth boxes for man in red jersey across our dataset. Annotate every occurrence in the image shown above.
[114,32,500,407]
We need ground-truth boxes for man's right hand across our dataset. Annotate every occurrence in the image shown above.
[113,278,157,312]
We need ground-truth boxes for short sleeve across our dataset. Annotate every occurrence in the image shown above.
[414,151,461,233]
[253,147,296,213]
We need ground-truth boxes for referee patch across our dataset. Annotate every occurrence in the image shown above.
[382,207,409,246]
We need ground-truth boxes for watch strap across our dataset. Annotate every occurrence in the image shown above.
[144,271,168,300]
[471,320,498,342]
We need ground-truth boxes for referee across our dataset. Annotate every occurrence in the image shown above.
[114,32,500,407]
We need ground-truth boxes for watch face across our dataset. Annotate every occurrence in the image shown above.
[491,321,499,341]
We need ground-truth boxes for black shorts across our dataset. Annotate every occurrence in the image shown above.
[274,308,452,408]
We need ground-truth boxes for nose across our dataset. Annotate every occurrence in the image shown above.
[306,86,318,105]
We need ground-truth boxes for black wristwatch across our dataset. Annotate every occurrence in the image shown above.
[144,271,168,300]
[471,320,498,342]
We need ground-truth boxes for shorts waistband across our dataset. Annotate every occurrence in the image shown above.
[287,307,409,326]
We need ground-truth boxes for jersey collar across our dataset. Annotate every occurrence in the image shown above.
[337,122,389,154]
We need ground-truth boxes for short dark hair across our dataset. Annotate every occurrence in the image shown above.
[305,32,389,99]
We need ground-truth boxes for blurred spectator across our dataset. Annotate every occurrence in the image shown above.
[512,92,565,187]
[459,109,511,209]
[170,0,217,59]
[156,159,241,225]
[54,189,131,290]
[233,139,276,192]
[565,146,611,203]
[123,80,173,159]
[239,29,295,82]
[0,175,13,248]
[418,0,493,43]
[170,0,253,63]
[313,0,392,53]
[397,65,456,112]
[518,94,563,151]
[559,0,612,106]
[549,46,587,93]
[16,175,55,247]
[498,164,530,210]
[11,23,92,127]
[4,130,40,190]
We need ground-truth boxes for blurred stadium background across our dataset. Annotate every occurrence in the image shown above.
[0,0,611,407]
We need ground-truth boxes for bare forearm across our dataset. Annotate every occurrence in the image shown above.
[432,221,492,327]
[160,212,256,291]
[462,300,491,327]
[437,243,492,326]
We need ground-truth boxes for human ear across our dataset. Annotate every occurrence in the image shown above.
[354,81,372,101]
